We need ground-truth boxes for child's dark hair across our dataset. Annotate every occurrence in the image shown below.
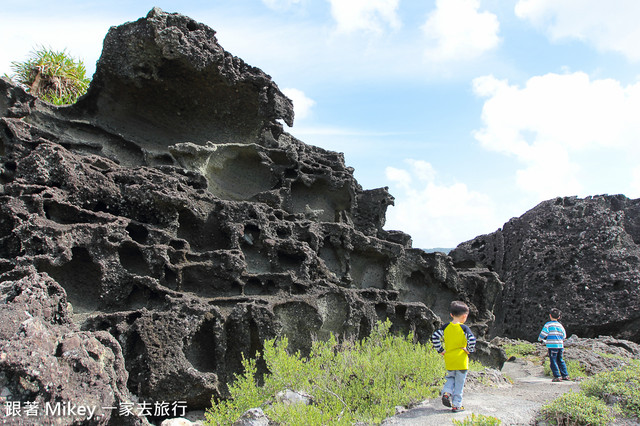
[550,308,562,319]
[450,301,469,316]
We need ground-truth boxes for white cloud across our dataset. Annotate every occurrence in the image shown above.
[385,166,413,191]
[385,160,497,248]
[327,0,400,34]
[282,88,316,120]
[422,0,500,62]
[472,72,640,199]
[515,0,640,61]
[514,144,582,200]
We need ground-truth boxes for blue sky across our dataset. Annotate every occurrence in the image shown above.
[2,0,640,248]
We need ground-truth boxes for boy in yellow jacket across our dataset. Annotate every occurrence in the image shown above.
[430,301,476,412]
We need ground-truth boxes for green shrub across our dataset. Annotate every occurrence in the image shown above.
[469,359,486,372]
[204,355,268,425]
[452,413,502,425]
[8,46,90,105]
[205,320,447,425]
[503,341,536,359]
[580,361,640,418]
[538,392,614,425]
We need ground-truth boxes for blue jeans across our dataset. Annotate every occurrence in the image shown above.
[548,348,569,378]
[442,369,468,407]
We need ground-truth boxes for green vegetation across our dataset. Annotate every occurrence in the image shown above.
[595,351,631,361]
[452,413,502,425]
[539,392,615,425]
[539,361,640,425]
[502,341,536,360]
[205,320,447,425]
[580,361,640,418]
[8,46,90,105]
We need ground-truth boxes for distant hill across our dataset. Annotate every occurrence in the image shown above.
[422,248,454,254]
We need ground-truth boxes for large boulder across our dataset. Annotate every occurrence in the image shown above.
[451,195,640,343]
[0,270,146,425]
[0,7,502,419]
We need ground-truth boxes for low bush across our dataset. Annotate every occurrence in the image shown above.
[538,391,615,425]
[452,413,502,425]
[503,341,536,360]
[580,361,640,419]
[205,320,447,425]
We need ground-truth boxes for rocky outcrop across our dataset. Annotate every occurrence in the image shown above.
[451,195,640,343]
[562,335,640,375]
[0,7,502,419]
[492,335,640,375]
[0,270,146,425]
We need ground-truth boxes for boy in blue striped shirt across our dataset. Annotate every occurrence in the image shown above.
[538,308,570,382]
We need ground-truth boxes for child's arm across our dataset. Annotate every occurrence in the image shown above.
[538,324,549,342]
[431,324,447,354]
[462,325,476,353]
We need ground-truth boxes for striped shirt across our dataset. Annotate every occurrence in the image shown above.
[538,320,566,348]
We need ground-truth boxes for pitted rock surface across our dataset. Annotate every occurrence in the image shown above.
[0,7,503,418]
[451,195,640,343]
[0,270,146,425]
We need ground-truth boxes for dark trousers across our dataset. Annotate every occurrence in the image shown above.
[548,348,569,378]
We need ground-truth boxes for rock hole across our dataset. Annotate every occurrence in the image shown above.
[118,242,152,277]
[375,303,389,320]
[186,20,198,31]
[163,265,178,289]
[276,250,305,271]
[126,222,149,244]
[319,240,344,277]
[177,210,229,252]
[205,147,275,201]
[287,180,351,222]
[243,246,271,274]
[93,200,109,213]
[43,201,95,225]
[182,264,242,297]
[350,251,387,289]
[37,247,102,313]
[169,239,187,250]
[398,271,430,304]
[275,226,291,238]
[243,224,260,245]
[125,282,163,310]
[0,260,14,276]
[55,343,63,357]
[184,316,220,373]
[244,278,264,295]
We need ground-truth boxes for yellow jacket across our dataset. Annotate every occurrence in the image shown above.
[430,322,476,370]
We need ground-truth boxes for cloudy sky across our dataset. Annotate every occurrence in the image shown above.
[2,0,640,249]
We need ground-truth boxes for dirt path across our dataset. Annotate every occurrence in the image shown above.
[381,359,581,426]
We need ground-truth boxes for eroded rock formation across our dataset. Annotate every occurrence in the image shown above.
[0,7,503,421]
[451,195,640,343]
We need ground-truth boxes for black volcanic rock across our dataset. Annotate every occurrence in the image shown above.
[0,8,503,418]
[451,195,640,343]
